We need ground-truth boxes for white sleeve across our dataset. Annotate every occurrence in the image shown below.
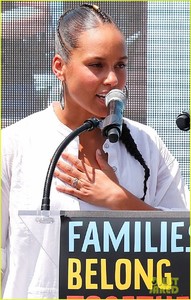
[1,129,12,280]
[1,171,10,281]
[153,137,190,211]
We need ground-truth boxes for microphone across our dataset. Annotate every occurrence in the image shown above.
[101,89,127,143]
[176,111,190,131]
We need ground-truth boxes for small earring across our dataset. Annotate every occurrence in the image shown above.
[59,82,65,110]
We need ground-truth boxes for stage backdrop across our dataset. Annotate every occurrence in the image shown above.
[1,1,190,187]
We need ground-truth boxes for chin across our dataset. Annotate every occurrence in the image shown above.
[93,113,107,119]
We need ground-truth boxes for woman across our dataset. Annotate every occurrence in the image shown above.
[1,4,189,298]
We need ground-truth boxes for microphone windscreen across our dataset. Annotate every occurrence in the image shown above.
[105,89,127,106]
[176,111,190,131]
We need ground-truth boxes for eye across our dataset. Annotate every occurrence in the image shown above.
[115,62,127,69]
[89,63,103,68]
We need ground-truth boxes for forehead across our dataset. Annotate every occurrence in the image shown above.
[74,24,127,57]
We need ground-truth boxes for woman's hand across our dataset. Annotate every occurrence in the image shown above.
[54,149,124,209]
[54,149,157,210]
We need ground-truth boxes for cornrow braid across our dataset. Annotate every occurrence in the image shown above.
[55,3,119,61]
[56,15,71,59]
[120,123,150,201]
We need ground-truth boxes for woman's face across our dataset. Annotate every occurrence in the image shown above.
[62,24,127,119]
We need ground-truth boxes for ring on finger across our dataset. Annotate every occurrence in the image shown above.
[72,177,79,189]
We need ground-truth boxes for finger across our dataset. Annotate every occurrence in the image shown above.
[54,169,75,186]
[56,183,84,198]
[96,149,119,183]
[56,160,76,177]
[61,152,89,172]
[56,155,83,176]
[96,149,112,171]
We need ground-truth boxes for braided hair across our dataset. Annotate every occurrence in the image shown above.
[55,3,120,61]
[55,3,150,200]
[120,123,150,201]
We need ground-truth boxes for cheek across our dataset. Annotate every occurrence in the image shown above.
[65,73,99,100]
[120,70,127,84]
[75,71,100,91]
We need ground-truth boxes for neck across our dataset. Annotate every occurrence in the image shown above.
[53,101,100,130]
[79,129,107,168]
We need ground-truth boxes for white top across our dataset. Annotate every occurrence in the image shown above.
[2,104,189,298]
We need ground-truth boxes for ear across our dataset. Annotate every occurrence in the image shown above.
[52,54,66,81]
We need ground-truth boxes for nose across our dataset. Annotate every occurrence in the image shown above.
[104,69,118,87]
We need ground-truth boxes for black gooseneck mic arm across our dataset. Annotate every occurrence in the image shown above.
[41,118,101,211]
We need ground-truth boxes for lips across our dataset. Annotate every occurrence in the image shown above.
[96,94,106,106]
[96,94,106,99]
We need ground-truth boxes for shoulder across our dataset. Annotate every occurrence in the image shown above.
[122,117,176,169]
[123,117,161,145]
[122,117,172,162]
[2,107,51,154]
[2,107,50,136]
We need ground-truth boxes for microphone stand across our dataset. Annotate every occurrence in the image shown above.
[41,118,101,211]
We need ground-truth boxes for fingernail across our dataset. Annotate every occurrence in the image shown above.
[54,170,59,177]
[96,149,102,155]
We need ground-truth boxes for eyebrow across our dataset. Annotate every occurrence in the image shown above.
[88,56,128,61]
[119,56,128,60]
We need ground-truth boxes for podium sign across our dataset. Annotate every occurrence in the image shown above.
[59,211,190,299]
